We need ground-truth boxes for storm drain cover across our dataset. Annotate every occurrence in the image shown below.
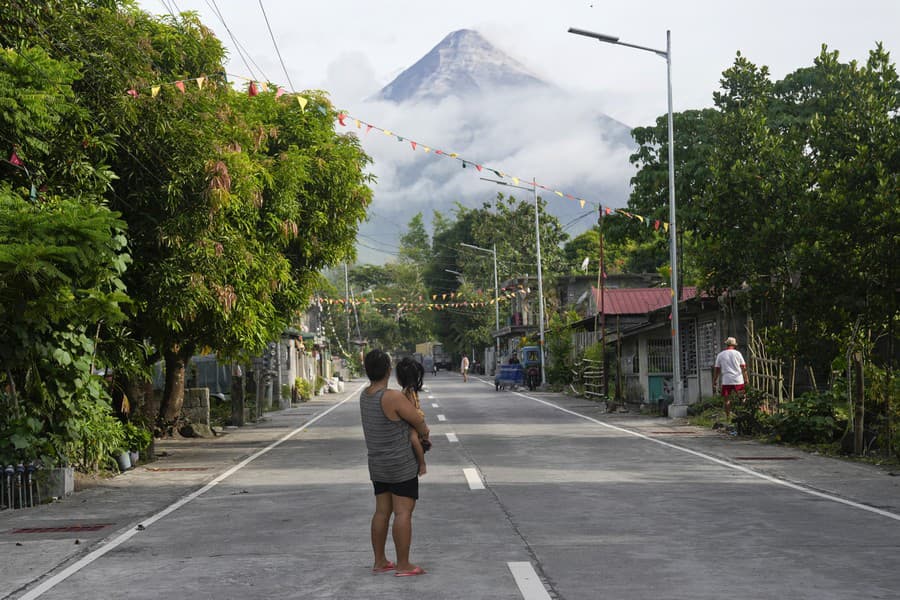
[145,467,212,472]
[734,456,801,461]
[12,524,111,534]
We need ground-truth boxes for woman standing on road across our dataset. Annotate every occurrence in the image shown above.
[360,349,430,577]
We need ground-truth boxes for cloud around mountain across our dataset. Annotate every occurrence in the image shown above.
[334,29,638,264]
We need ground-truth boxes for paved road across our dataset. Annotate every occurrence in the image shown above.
[4,372,900,599]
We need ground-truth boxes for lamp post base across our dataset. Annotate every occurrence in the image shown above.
[668,403,688,418]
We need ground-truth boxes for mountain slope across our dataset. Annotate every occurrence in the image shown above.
[378,29,551,103]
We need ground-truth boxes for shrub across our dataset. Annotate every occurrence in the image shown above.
[733,389,767,436]
[769,391,840,444]
[294,377,312,401]
[122,421,152,453]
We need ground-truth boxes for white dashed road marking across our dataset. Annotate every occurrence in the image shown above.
[508,562,552,600]
[432,403,440,408]
[446,432,459,443]
[463,468,484,490]
[437,414,447,421]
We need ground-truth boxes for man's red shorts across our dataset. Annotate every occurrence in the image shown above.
[722,384,745,397]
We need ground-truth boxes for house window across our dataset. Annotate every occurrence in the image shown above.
[680,319,697,376]
[698,320,719,370]
[647,339,672,373]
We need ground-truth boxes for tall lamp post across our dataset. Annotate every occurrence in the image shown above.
[480,177,547,386]
[567,26,684,415]
[460,242,500,374]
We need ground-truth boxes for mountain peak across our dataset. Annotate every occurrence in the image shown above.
[377,29,550,103]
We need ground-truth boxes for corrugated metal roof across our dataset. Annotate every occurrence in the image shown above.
[591,286,698,315]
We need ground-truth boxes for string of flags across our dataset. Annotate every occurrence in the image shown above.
[314,282,546,312]
[113,72,673,233]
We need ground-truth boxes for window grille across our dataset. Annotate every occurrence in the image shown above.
[698,320,719,370]
[680,319,698,376]
[647,339,672,373]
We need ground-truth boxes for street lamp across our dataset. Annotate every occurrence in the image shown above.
[480,177,547,386]
[460,242,500,374]
[567,26,684,415]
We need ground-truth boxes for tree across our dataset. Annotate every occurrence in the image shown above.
[0,43,130,468]
[7,2,373,424]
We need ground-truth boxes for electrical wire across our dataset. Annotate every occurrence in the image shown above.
[205,0,261,82]
[257,0,295,92]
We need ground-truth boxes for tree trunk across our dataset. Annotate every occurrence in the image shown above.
[853,352,865,455]
[159,349,189,424]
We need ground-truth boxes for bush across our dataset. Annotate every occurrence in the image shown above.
[733,390,767,436]
[122,421,152,453]
[768,391,840,444]
[294,377,312,401]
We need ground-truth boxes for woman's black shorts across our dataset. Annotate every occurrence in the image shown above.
[373,476,418,500]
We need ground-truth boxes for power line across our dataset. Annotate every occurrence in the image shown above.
[205,0,261,82]
[257,0,295,92]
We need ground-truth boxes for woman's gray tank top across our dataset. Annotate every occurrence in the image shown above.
[360,387,418,483]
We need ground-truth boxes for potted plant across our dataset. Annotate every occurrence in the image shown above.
[122,422,152,466]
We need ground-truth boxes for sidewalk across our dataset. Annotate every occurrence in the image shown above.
[3,387,899,599]
[0,393,353,600]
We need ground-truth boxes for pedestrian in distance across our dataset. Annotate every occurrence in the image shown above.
[359,349,430,577]
[395,357,431,477]
[460,354,470,382]
[712,337,750,420]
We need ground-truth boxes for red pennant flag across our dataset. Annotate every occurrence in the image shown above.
[435,150,444,155]
[654,220,661,231]
[475,164,482,172]
[248,81,258,96]
[337,113,347,126]
[366,125,373,134]
[175,80,186,94]
[127,88,138,98]
[9,150,23,167]
[410,141,417,150]
[276,87,285,98]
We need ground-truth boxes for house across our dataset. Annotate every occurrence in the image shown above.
[583,291,748,407]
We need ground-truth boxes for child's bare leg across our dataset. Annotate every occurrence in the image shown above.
[410,431,426,476]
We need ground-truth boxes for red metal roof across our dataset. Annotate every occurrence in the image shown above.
[591,286,698,315]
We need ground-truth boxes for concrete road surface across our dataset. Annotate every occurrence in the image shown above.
[3,372,899,599]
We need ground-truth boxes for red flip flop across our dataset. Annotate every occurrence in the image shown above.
[372,561,396,573]
[394,566,426,577]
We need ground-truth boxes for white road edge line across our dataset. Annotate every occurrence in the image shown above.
[446,432,459,443]
[432,403,440,408]
[463,467,485,490]
[437,414,447,421]
[18,383,366,600]
[514,391,900,523]
[508,561,552,600]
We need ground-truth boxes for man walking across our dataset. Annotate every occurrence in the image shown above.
[712,336,749,420]
[360,349,430,577]
[460,354,470,382]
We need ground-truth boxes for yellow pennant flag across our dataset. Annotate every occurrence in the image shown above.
[663,222,669,233]
[151,85,161,98]
[450,152,458,158]
[636,214,645,223]
[196,76,205,89]
[355,120,361,128]
[579,200,585,208]
[297,96,308,110]
[259,82,269,92]
[383,130,392,136]
[512,177,520,185]
[555,191,564,197]
[424,147,431,153]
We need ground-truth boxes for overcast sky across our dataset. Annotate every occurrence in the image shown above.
[139,1,899,263]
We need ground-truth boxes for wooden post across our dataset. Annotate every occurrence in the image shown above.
[230,363,245,427]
